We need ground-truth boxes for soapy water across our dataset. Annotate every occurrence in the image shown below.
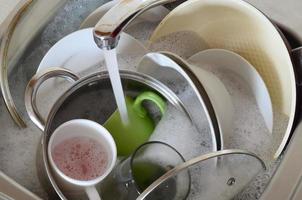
[198,66,288,163]
[150,30,289,164]
[0,5,287,198]
[147,30,289,199]
[103,49,129,124]
[0,1,110,198]
[149,31,209,59]
[150,103,211,160]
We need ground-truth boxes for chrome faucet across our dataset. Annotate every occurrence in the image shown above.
[93,0,175,50]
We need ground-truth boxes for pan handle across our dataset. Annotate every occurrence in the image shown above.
[24,67,79,131]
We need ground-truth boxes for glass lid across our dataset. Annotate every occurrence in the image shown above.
[138,149,266,200]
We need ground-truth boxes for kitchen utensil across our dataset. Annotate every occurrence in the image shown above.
[92,0,176,50]
[188,49,273,133]
[35,28,148,116]
[37,29,221,154]
[48,119,117,200]
[38,28,147,74]
[25,68,202,199]
[80,1,170,30]
[0,0,66,127]
[100,141,190,199]
[104,91,166,156]
[2,0,301,199]
[138,149,266,200]
[149,0,298,159]
[138,52,230,150]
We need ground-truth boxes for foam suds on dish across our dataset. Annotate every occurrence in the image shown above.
[149,31,209,59]
[196,66,288,163]
[148,30,289,163]
[125,22,159,46]
[0,6,287,199]
[150,103,212,160]
[147,30,289,199]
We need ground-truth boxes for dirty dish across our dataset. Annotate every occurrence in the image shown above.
[80,1,170,29]
[38,28,147,74]
[138,149,266,200]
[188,49,273,133]
[150,0,296,158]
[25,68,194,199]
[185,66,234,145]
[137,52,223,151]
[100,141,190,200]
[48,119,117,200]
[36,27,148,113]
[104,91,166,156]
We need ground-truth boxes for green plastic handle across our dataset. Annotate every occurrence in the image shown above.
[133,91,166,118]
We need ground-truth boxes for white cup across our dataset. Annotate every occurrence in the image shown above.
[48,119,117,200]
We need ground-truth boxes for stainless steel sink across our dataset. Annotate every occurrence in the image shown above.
[0,0,301,199]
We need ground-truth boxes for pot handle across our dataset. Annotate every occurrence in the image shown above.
[25,67,79,131]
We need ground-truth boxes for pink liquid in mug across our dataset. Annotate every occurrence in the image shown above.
[52,136,109,181]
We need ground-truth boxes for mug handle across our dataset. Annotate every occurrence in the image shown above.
[85,186,101,200]
[133,91,166,118]
[24,67,79,131]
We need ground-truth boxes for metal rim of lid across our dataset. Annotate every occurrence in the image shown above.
[137,149,266,200]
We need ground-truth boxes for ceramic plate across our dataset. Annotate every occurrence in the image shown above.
[38,28,148,73]
[36,28,148,118]
[188,49,273,133]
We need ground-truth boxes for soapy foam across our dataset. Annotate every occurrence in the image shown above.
[149,31,209,59]
[197,66,288,163]
[150,30,289,163]
[0,7,289,198]
[149,31,289,199]
[0,1,111,197]
[150,103,211,160]
[52,136,108,181]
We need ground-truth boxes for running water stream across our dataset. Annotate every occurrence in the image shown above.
[103,49,129,124]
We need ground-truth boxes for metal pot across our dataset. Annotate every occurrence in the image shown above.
[24,68,201,199]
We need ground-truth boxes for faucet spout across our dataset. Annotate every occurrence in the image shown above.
[93,0,175,50]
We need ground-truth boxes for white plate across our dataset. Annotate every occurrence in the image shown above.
[38,28,148,73]
[137,52,230,151]
[36,28,147,118]
[188,66,234,146]
[188,49,273,133]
